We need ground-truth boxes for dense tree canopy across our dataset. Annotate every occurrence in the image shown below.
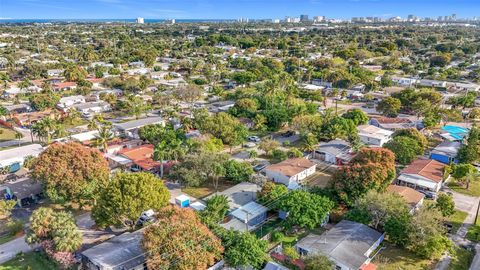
[92,172,170,228]
[30,142,110,205]
[142,206,223,270]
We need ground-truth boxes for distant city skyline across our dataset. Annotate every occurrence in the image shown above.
[0,0,479,20]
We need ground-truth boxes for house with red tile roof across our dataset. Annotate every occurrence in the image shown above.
[386,185,424,213]
[118,144,161,173]
[396,159,448,193]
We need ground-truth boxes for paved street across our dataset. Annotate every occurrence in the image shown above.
[0,127,33,149]
[435,187,480,270]
[0,236,35,264]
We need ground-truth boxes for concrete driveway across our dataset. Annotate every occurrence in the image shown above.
[0,236,35,264]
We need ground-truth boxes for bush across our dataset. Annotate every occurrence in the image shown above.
[271,231,284,242]
[271,149,288,162]
[7,220,24,236]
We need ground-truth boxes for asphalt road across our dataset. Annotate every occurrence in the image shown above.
[0,236,35,264]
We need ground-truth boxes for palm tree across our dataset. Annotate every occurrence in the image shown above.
[94,126,114,153]
[31,118,56,144]
[153,141,169,178]
[14,132,22,146]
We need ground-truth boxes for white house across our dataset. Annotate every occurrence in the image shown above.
[57,95,86,111]
[418,79,447,88]
[47,69,64,77]
[391,76,418,87]
[0,144,43,172]
[396,159,447,193]
[72,101,111,118]
[313,139,352,165]
[265,158,316,189]
[357,125,393,146]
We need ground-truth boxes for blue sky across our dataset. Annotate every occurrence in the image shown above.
[0,0,479,20]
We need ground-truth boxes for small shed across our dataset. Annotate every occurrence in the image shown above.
[175,194,190,208]
[230,201,268,227]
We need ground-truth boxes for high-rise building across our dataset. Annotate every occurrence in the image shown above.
[313,16,325,23]
[300,14,309,22]
[136,17,144,24]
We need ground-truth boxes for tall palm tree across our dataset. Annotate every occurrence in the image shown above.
[153,141,169,178]
[31,118,56,144]
[94,126,114,153]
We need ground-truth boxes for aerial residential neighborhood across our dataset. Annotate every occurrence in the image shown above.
[1,0,480,269]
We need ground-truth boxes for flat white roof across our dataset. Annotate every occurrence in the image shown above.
[0,144,43,167]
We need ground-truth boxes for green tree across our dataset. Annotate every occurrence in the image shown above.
[376,97,402,117]
[278,190,334,229]
[257,182,288,207]
[392,128,428,151]
[384,136,423,165]
[27,208,82,268]
[93,125,114,152]
[342,109,369,125]
[92,172,170,228]
[319,117,357,141]
[304,254,334,270]
[259,138,280,156]
[221,230,267,269]
[202,112,248,150]
[384,212,412,247]
[202,194,229,223]
[64,64,88,82]
[224,160,254,183]
[435,193,455,217]
[0,200,16,220]
[123,95,150,119]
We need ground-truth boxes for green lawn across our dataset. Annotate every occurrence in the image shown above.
[182,179,236,199]
[447,180,480,197]
[0,252,58,270]
[0,128,18,142]
[373,243,435,270]
[466,218,480,242]
[447,210,469,234]
[448,246,474,270]
[0,234,16,245]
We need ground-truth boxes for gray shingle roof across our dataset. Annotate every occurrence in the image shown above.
[113,116,164,131]
[81,229,145,270]
[295,220,383,269]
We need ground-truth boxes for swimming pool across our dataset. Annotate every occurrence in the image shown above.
[441,125,469,140]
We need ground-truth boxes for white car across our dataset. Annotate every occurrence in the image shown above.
[248,136,261,142]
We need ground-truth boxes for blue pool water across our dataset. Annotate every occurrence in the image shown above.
[441,125,469,140]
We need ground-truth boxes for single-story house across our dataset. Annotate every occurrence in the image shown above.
[57,95,86,111]
[369,117,415,131]
[81,229,146,270]
[72,101,111,117]
[386,185,424,213]
[313,139,352,165]
[265,158,316,189]
[396,159,447,193]
[4,103,32,114]
[430,141,461,164]
[0,144,43,173]
[263,261,290,270]
[204,182,261,210]
[52,81,77,91]
[357,125,393,146]
[295,220,384,270]
[113,117,165,139]
[0,177,43,207]
[391,76,418,87]
[47,69,64,77]
[221,201,268,232]
[118,144,161,173]
[418,79,447,88]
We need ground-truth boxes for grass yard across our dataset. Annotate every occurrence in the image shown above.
[466,218,480,242]
[447,180,480,197]
[448,246,474,270]
[0,252,58,270]
[373,243,435,270]
[304,171,333,189]
[0,127,18,142]
[182,179,236,199]
[0,234,16,245]
[447,210,469,234]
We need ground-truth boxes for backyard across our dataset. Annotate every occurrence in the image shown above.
[0,128,17,142]
[374,243,435,270]
[447,180,480,197]
[447,210,469,234]
[304,171,333,189]
[0,252,57,270]
[182,179,236,199]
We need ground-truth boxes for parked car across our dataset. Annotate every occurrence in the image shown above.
[137,209,155,226]
[244,142,256,148]
[282,130,295,137]
[248,136,261,142]
[418,190,437,200]
[253,162,269,172]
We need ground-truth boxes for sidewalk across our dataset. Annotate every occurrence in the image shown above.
[0,236,34,264]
